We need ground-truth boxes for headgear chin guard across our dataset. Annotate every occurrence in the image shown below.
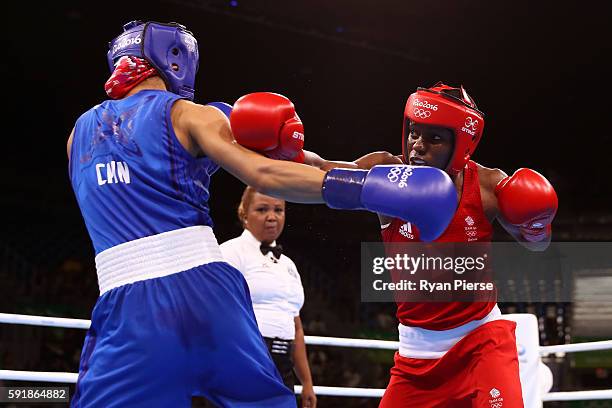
[403,82,485,176]
[107,21,199,100]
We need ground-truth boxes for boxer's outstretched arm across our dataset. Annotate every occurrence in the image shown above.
[174,100,326,204]
[304,150,402,171]
[303,150,403,226]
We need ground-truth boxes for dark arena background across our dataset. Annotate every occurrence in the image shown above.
[1,1,611,407]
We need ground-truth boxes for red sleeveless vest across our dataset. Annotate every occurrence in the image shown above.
[381,161,496,330]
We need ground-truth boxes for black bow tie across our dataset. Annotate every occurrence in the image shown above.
[260,243,283,260]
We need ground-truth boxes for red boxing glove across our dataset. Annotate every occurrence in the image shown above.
[495,168,558,242]
[230,92,305,163]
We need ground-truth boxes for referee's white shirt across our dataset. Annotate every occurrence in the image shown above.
[220,229,305,340]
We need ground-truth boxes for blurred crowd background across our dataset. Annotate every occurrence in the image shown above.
[1,1,610,406]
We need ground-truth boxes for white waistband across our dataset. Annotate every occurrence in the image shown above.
[95,226,224,295]
[398,305,502,359]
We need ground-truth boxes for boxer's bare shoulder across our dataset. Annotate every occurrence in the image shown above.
[475,162,507,192]
[171,100,232,157]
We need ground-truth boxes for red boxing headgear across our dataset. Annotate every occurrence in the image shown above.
[403,82,485,176]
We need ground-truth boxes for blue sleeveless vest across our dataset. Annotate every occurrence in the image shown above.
[69,90,218,254]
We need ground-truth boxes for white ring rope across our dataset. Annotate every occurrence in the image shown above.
[1,369,612,401]
[3,313,611,355]
[0,313,90,330]
[305,335,400,350]
[542,390,612,401]
[0,370,78,383]
[539,341,612,355]
[2,313,612,401]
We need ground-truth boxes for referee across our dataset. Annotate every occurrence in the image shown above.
[220,186,317,408]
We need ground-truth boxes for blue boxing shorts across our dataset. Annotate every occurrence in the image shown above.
[71,226,295,408]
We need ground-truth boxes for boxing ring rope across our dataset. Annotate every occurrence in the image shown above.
[2,313,612,401]
[0,313,90,330]
[5,313,612,355]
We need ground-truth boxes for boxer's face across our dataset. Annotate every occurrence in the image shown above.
[406,121,454,170]
[244,192,286,244]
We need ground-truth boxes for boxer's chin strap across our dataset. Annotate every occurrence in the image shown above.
[104,56,159,99]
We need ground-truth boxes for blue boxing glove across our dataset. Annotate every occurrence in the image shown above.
[322,165,457,241]
[207,102,233,118]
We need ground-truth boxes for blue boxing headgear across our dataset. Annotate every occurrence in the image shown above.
[107,21,199,100]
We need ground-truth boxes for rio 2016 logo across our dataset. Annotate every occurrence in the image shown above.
[412,98,438,111]
[113,35,142,54]
[387,166,413,188]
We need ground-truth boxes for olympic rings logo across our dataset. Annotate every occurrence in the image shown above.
[413,108,431,119]
[386,166,412,188]
[387,166,403,182]
[464,117,479,131]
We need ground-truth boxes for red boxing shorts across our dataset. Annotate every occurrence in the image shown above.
[380,320,524,408]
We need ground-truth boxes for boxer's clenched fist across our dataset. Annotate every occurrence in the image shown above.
[495,168,558,242]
